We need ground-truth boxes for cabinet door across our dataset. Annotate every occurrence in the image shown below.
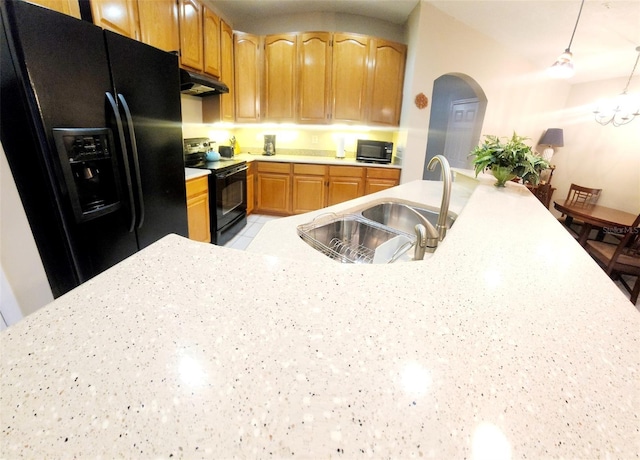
[256,173,291,215]
[292,164,328,214]
[365,179,397,195]
[331,33,369,123]
[367,39,406,126]
[178,0,203,71]
[203,6,221,78]
[219,20,235,122]
[91,0,139,39]
[293,176,326,214]
[264,34,297,122]
[246,163,256,215]
[138,0,179,52]
[234,33,261,122]
[186,177,210,243]
[364,168,400,194]
[298,32,332,124]
[328,177,364,206]
[27,0,80,18]
[327,166,364,206]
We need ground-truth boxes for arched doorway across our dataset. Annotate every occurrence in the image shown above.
[423,73,487,180]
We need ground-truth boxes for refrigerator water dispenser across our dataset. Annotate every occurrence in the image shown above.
[53,128,122,223]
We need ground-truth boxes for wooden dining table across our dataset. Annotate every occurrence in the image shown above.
[553,200,638,246]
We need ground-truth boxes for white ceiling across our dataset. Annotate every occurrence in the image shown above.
[211,0,640,85]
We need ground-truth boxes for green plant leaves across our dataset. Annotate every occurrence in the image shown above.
[469,132,550,185]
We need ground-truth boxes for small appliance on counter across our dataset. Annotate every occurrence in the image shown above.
[263,134,276,156]
[184,137,216,167]
[219,146,234,158]
[356,139,393,164]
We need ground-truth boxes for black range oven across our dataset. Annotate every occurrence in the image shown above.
[184,138,247,245]
[210,160,247,245]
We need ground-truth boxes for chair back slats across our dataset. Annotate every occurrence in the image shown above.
[608,214,640,272]
[565,183,602,206]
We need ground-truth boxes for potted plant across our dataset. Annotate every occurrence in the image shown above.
[469,133,550,187]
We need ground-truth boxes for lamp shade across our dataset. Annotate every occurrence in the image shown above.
[539,128,564,147]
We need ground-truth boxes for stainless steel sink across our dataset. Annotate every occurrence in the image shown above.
[297,214,414,264]
[360,201,455,235]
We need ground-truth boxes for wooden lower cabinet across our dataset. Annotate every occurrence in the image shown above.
[327,165,364,206]
[292,164,327,214]
[186,175,210,243]
[256,162,292,215]
[256,161,401,216]
[365,167,401,195]
[246,161,256,215]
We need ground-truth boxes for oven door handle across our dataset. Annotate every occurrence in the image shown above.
[216,164,248,179]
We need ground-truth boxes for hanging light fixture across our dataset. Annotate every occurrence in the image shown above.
[593,46,640,127]
[548,0,585,79]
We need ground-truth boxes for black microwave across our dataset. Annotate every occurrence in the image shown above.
[356,139,393,164]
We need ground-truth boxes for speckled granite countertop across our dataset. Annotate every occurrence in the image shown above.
[1,173,638,458]
[184,167,211,181]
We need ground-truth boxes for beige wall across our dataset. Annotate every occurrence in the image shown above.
[551,76,640,214]
[398,2,571,183]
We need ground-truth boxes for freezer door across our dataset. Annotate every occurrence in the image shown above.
[105,31,189,248]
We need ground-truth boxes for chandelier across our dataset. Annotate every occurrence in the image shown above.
[593,46,640,127]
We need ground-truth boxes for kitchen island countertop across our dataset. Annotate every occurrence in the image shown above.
[1,174,638,458]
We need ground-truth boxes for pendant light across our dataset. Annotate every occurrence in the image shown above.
[548,0,585,79]
[593,47,640,127]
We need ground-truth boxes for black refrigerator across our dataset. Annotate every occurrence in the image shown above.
[0,1,188,297]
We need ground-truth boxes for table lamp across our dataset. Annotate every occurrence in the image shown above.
[538,128,564,162]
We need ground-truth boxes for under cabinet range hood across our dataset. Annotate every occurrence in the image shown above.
[179,69,229,96]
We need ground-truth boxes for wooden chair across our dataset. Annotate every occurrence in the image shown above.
[560,183,603,238]
[585,214,640,304]
[529,183,555,209]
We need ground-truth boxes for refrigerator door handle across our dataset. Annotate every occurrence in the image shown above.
[117,93,145,229]
[106,91,136,232]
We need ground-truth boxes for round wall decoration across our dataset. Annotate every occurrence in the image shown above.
[415,93,428,109]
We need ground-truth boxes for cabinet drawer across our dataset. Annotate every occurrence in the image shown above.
[329,165,364,178]
[186,176,208,198]
[257,162,291,174]
[293,163,327,175]
[366,167,400,180]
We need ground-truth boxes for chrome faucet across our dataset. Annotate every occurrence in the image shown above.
[387,204,439,260]
[427,154,452,241]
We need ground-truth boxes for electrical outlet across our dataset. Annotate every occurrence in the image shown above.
[311,135,318,144]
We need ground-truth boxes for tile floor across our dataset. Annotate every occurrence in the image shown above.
[223,214,281,250]
[225,214,637,307]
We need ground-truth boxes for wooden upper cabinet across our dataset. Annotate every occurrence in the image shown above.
[298,32,332,124]
[137,0,179,53]
[203,7,221,78]
[91,0,139,39]
[26,0,81,18]
[367,39,407,126]
[219,20,235,122]
[234,33,261,122]
[264,34,297,122]
[331,33,370,123]
[178,0,203,71]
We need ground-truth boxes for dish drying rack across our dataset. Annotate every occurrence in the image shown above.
[297,213,414,264]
